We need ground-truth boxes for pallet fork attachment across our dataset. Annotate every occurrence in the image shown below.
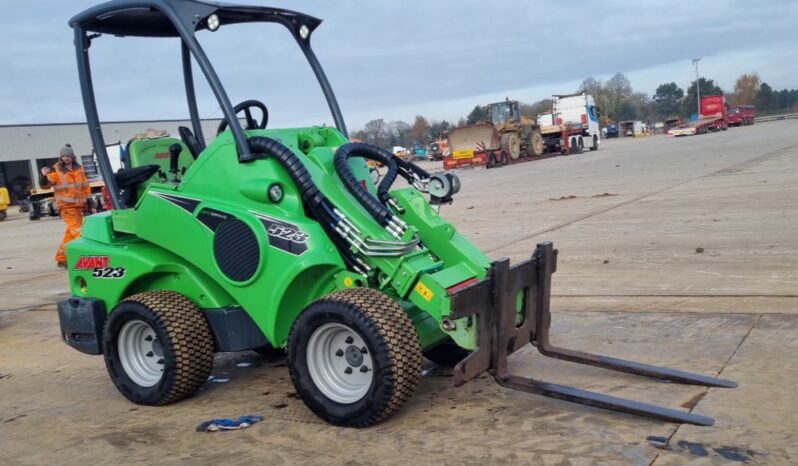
[450,242,737,426]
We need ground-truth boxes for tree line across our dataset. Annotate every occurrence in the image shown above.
[352,72,798,150]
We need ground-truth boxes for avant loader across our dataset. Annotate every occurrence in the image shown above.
[59,0,735,427]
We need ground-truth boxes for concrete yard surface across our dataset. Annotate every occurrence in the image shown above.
[1,120,797,465]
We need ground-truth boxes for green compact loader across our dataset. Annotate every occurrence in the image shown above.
[59,0,735,427]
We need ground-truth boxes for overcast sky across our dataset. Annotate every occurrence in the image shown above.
[1,0,797,131]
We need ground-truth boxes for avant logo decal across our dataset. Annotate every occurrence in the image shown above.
[74,255,110,269]
[74,255,126,279]
[252,212,309,255]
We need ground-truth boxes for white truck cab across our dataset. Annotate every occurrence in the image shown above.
[551,93,601,151]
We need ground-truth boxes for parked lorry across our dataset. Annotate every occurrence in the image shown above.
[444,93,599,170]
[668,95,729,136]
[546,92,601,151]
[727,105,756,127]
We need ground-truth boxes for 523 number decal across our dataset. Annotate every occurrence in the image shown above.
[91,267,126,278]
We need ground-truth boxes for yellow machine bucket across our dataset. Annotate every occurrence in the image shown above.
[447,124,500,159]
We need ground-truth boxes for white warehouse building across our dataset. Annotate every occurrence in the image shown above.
[0,119,223,203]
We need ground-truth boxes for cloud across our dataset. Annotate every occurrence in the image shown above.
[1,0,796,129]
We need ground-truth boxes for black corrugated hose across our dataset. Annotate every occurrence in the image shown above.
[333,142,430,226]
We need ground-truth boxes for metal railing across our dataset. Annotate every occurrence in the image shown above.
[755,112,798,123]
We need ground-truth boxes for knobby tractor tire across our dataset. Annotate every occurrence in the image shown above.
[102,290,215,406]
[500,132,522,160]
[423,341,471,368]
[287,288,422,427]
[500,151,508,166]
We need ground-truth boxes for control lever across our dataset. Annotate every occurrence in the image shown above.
[168,143,183,182]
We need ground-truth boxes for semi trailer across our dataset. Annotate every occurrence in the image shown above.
[668,95,729,136]
[443,93,600,170]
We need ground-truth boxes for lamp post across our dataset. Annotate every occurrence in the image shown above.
[692,58,701,118]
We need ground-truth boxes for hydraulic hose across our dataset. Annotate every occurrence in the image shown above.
[333,142,433,228]
[333,142,399,225]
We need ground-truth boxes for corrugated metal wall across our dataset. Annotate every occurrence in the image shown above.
[0,119,224,163]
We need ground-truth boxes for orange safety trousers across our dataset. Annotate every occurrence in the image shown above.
[56,207,84,263]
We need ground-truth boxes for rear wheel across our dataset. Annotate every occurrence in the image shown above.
[577,138,585,153]
[500,132,522,160]
[102,290,214,405]
[500,151,508,166]
[288,288,421,427]
[569,138,578,155]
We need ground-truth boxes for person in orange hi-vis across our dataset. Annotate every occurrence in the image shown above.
[39,144,95,268]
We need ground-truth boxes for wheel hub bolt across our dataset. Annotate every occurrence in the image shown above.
[335,349,344,357]
[344,367,353,374]
[345,336,354,344]
[360,366,369,373]
[146,351,154,357]
[344,345,364,367]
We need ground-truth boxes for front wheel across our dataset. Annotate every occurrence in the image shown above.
[102,290,215,405]
[288,288,422,427]
[590,134,599,151]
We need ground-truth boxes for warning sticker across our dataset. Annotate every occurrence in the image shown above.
[414,281,435,302]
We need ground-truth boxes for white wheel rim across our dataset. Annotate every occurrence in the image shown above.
[118,319,164,387]
[306,323,374,404]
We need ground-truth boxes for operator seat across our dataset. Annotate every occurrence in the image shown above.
[115,165,160,207]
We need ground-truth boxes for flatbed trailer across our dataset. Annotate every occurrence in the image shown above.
[667,116,727,136]
[668,94,729,137]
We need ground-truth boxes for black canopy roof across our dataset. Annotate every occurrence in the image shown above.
[69,0,321,38]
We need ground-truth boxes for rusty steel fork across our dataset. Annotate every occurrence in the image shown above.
[449,242,736,426]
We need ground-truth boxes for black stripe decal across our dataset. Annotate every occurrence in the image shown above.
[151,192,201,213]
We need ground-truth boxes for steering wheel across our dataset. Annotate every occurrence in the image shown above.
[216,99,269,135]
